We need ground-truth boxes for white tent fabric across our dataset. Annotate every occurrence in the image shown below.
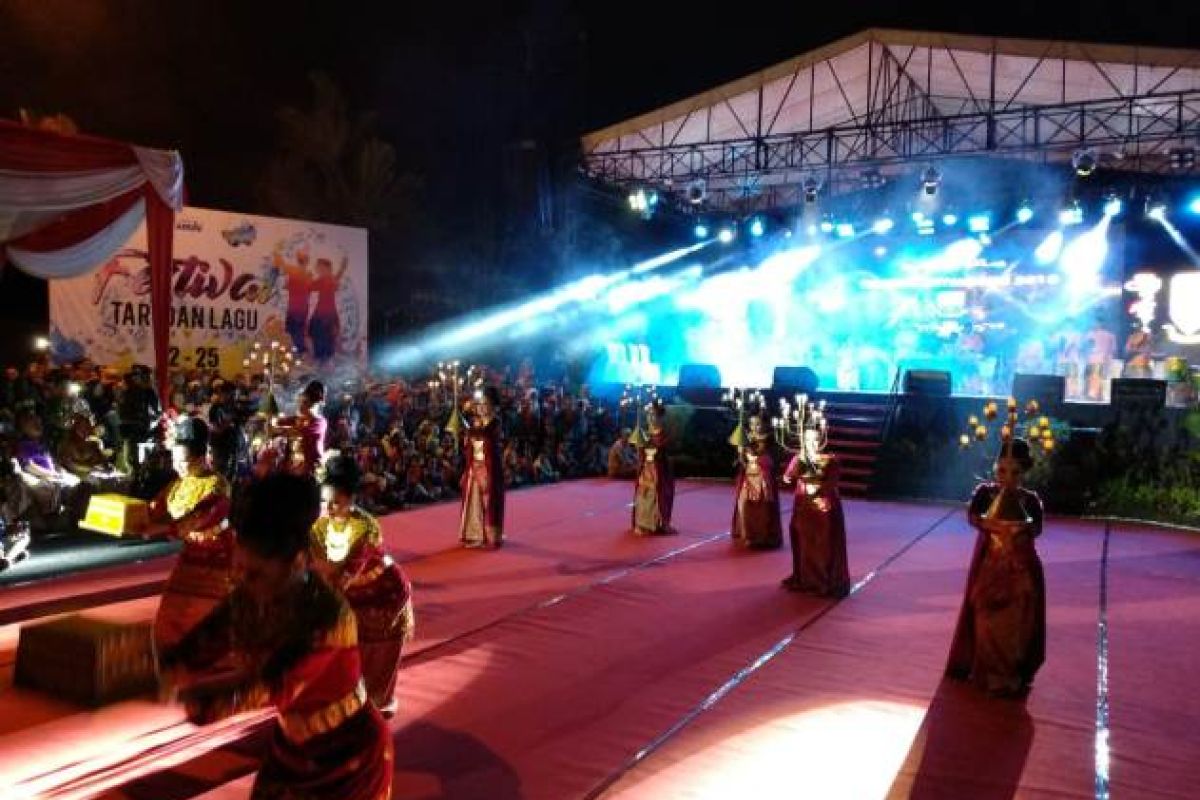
[7,197,145,279]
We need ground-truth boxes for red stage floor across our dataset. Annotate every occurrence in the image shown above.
[1,479,1197,799]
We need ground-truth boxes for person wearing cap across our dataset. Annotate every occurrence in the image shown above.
[150,416,234,652]
[459,386,505,548]
[311,455,413,717]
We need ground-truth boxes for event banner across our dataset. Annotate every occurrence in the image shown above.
[49,206,368,379]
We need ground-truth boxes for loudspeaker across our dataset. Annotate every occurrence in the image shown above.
[1111,378,1166,410]
[677,364,722,389]
[772,366,819,394]
[1012,373,1065,407]
[903,369,951,396]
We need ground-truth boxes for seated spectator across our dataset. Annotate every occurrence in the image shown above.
[607,430,639,479]
[14,407,84,528]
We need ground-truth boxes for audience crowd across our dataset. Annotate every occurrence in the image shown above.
[0,355,642,534]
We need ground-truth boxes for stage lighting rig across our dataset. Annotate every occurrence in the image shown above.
[686,180,707,205]
[1072,148,1097,177]
[1016,202,1034,224]
[802,176,821,203]
[1169,148,1196,172]
[860,169,886,190]
[627,187,659,218]
[1145,196,1168,220]
[920,165,941,196]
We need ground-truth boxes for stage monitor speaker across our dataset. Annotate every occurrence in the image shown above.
[1012,373,1065,407]
[903,369,951,397]
[677,364,722,389]
[1111,378,1166,410]
[771,366,819,394]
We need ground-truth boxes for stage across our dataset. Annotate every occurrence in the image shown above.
[1,479,1197,799]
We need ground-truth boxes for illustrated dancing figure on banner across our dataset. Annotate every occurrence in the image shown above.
[950,398,1053,697]
[274,245,313,356]
[776,395,850,597]
[159,474,393,800]
[150,416,234,652]
[309,256,349,363]
[725,388,781,550]
[311,455,414,717]
[628,390,675,536]
[459,386,505,548]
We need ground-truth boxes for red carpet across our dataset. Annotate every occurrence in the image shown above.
[0,481,1196,799]
[1105,522,1200,799]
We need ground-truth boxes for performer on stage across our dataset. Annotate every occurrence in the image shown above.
[946,438,1046,697]
[272,380,328,479]
[311,455,414,717]
[631,400,675,536]
[159,473,393,800]
[781,422,849,597]
[459,386,505,548]
[151,417,234,652]
[1084,318,1116,401]
[731,414,782,549]
[1123,325,1154,378]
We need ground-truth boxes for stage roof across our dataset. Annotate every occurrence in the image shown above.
[582,29,1200,209]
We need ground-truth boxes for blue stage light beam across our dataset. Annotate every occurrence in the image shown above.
[379,241,713,370]
[1035,230,1064,264]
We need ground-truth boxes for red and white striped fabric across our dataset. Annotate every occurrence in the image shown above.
[0,118,184,400]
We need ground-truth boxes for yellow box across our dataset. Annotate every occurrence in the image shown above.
[79,494,151,537]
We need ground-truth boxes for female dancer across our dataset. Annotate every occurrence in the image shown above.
[311,455,414,717]
[160,473,393,800]
[272,380,328,479]
[946,438,1046,697]
[731,414,782,549]
[631,401,675,536]
[781,424,849,597]
[151,417,234,651]
[460,387,505,548]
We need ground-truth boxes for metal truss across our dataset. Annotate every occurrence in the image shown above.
[584,90,1200,211]
[581,33,1200,212]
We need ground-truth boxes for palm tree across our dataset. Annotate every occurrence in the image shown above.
[258,72,417,232]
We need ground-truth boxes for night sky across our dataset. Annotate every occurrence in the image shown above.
[1,0,1196,337]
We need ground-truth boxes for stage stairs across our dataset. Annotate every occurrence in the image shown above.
[822,398,889,497]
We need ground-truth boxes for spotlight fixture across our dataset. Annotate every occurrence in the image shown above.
[1016,202,1034,224]
[819,219,835,234]
[1188,196,1200,215]
[693,223,710,239]
[717,226,736,244]
[1072,148,1097,177]
[802,176,821,203]
[627,187,659,217]
[860,169,886,190]
[911,210,927,224]
[921,165,941,196]
[748,217,766,237]
[835,222,856,238]
[1103,195,1122,217]
[685,180,707,205]
[1169,148,1196,172]
[1059,202,1084,226]
[967,214,991,233]
[872,216,895,234]
[941,212,959,226]
[1145,198,1167,221]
